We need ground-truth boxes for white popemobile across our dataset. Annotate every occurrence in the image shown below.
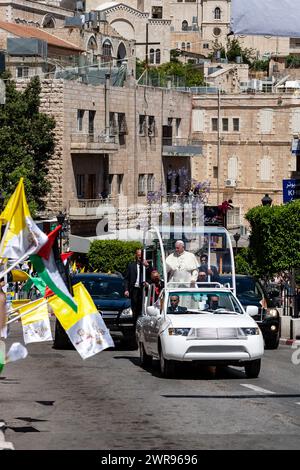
[136,226,264,378]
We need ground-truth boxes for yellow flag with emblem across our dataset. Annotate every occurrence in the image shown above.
[48,282,114,359]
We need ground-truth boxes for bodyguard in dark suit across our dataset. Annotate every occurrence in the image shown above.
[124,249,150,319]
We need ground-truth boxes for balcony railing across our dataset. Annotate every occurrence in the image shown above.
[70,133,117,144]
[69,197,118,219]
[162,137,202,156]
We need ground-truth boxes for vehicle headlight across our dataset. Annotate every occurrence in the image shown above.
[241,327,260,336]
[266,308,278,318]
[120,307,133,318]
[168,328,191,336]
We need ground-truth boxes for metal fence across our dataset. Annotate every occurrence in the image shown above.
[282,286,299,318]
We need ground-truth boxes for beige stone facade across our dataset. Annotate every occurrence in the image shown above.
[18,79,194,227]
[191,92,298,224]
[0,0,75,28]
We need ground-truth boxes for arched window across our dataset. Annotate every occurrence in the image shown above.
[150,48,155,64]
[87,36,97,65]
[102,40,112,64]
[155,49,161,64]
[117,42,127,66]
[214,7,221,20]
[181,42,186,51]
[182,20,188,31]
[187,42,191,51]
[42,14,55,28]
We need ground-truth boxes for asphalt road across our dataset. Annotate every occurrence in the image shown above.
[1,321,300,450]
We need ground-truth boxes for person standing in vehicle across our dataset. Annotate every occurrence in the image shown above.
[166,240,198,287]
[124,248,149,319]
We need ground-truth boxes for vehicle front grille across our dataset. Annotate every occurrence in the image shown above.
[186,345,248,354]
[188,328,242,340]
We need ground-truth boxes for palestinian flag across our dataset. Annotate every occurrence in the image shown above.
[30,226,77,313]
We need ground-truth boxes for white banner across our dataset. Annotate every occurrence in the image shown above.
[22,318,52,344]
[231,0,300,37]
[68,313,114,360]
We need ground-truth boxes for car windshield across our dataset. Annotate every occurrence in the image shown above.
[78,278,125,299]
[167,290,243,314]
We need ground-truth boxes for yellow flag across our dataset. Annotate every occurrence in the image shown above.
[80,266,85,273]
[0,178,48,262]
[71,261,77,273]
[19,298,52,344]
[11,269,29,282]
[20,299,49,326]
[48,282,96,331]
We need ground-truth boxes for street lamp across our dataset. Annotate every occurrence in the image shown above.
[233,232,240,255]
[56,211,66,253]
[261,194,273,206]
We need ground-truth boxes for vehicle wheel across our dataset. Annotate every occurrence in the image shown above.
[244,359,261,378]
[139,343,152,368]
[159,348,175,378]
[265,335,279,350]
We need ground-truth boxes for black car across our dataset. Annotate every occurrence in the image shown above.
[71,273,137,347]
[219,274,281,349]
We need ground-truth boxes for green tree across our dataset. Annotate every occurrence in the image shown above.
[87,240,142,274]
[210,38,256,66]
[136,58,205,87]
[245,201,300,280]
[0,75,55,214]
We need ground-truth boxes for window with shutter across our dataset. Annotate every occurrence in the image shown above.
[192,110,204,132]
[227,156,238,179]
[292,110,300,133]
[260,108,273,133]
[260,157,271,181]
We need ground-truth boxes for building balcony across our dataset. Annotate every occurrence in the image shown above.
[162,138,202,157]
[70,133,119,153]
[69,197,118,220]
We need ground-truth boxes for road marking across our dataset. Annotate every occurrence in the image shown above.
[240,384,276,394]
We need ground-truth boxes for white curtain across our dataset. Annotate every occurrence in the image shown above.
[231,0,300,37]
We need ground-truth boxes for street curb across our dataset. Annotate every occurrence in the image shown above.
[0,421,14,450]
[280,338,300,346]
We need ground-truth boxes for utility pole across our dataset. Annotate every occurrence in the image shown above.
[135,23,160,66]
[217,88,221,205]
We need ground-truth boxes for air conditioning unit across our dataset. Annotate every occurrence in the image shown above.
[225,179,237,187]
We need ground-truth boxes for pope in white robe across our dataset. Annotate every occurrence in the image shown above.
[166,240,199,287]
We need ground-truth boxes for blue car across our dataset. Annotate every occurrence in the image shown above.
[71,273,136,347]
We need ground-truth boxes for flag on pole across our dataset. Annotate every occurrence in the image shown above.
[0,340,28,373]
[48,282,114,359]
[30,225,77,312]
[0,179,48,273]
[61,251,73,266]
[20,298,52,344]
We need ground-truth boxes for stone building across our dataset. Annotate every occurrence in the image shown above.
[191,91,298,226]
[0,0,76,28]
[23,78,199,238]
[85,0,291,63]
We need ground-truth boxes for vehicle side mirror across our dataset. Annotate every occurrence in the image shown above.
[246,305,259,317]
[147,306,159,317]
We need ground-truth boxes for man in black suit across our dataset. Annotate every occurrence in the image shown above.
[124,248,149,319]
[167,295,187,314]
[199,254,220,283]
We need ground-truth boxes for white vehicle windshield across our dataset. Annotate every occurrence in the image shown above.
[167,291,243,314]
[144,226,236,293]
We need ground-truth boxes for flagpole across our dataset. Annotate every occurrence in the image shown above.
[6,300,48,324]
